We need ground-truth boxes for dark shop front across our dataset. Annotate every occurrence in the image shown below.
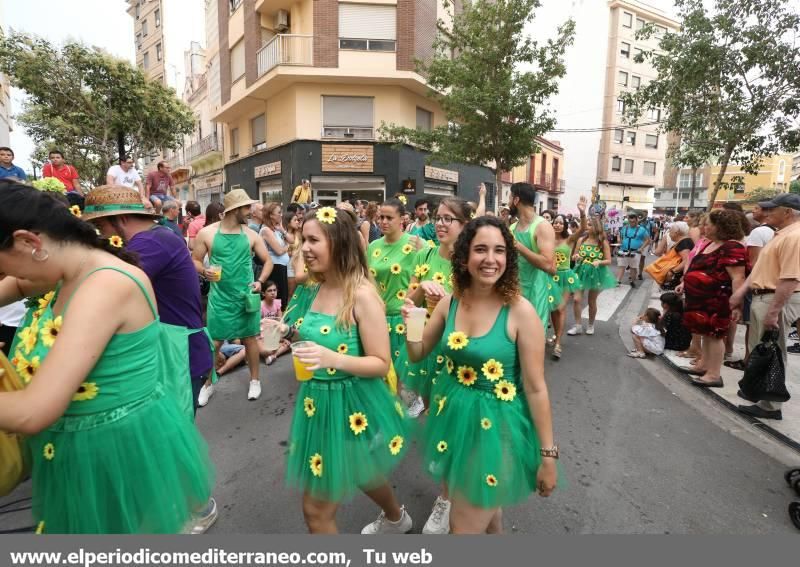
[223,141,496,208]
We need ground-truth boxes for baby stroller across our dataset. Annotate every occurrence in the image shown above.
[787,468,800,530]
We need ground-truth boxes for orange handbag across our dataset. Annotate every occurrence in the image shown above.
[644,248,682,285]
[0,352,28,496]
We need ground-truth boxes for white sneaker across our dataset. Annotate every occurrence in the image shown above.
[247,380,262,401]
[586,324,595,335]
[197,384,214,407]
[361,506,413,534]
[422,496,451,534]
[407,396,425,418]
[566,325,583,336]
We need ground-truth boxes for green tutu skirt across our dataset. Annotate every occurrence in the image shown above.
[28,391,214,534]
[386,313,405,362]
[552,268,582,296]
[422,372,543,509]
[395,345,447,401]
[574,262,617,291]
[286,377,413,501]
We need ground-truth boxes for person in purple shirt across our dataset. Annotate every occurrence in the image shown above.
[83,185,217,532]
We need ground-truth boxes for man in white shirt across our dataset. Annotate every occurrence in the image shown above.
[106,156,144,192]
[0,301,26,357]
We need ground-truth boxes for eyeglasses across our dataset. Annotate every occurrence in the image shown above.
[434,215,462,226]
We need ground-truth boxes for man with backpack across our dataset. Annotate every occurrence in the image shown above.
[616,213,651,288]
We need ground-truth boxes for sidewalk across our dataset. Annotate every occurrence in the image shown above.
[644,282,800,450]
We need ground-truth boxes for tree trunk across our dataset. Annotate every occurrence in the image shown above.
[689,165,697,209]
[117,131,126,161]
[706,145,735,211]
[494,167,503,213]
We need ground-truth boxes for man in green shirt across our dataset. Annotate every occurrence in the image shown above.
[406,198,438,244]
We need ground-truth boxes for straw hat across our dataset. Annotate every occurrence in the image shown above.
[82,185,160,221]
[223,189,258,214]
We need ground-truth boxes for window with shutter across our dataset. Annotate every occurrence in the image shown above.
[322,96,374,139]
[251,114,266,150]
[339,4,397,51]
[230,40,245,82]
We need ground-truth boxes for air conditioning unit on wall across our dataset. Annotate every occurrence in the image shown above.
[275,10,289,32]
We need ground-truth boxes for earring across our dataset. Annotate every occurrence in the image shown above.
[31,248,49,262]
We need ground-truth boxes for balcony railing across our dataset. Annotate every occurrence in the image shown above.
[187,132,220,163]
[257,34,313,78]
[532,173,552,190]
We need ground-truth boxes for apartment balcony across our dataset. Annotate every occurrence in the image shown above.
[186,132,221,164]
[532,174,551,191]
[165,149,185,169]
[257,34,313,78]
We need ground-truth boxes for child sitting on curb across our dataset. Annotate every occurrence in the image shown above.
[659,292,692,352]
[628,308,665,358]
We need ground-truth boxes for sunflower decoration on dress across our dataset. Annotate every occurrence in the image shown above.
[481,359,503,382]
[436,396,447,416]
[372,248,382,259]
[43,443,55,461]
[337,343,348,355]
[445,357,455,374]
[395,289,407,301]
[555,250,568,266]
[349,412,369,436]
[320,325,331,335]
[316,207,337,225]
[390,263,402,275]
[294,317,304,329]
[414,264,430,278]
[40,316,62,348]
[326,368,337,375]
[457,365,478,387]
[567,276,575,285]
[309,453,323,477]
[409,282,420,292]
[494,380,517,402]
[108,235,124,248]
[304,397,316,417]
[553,274,560,283]
[436,441,448,453]
[19,324,38,354]
[395,323,406,335]
[436,354,445,364]
[402,244,414,255]
[446,331,469,350]
[69,205,82,218]
[72,382,99,402]
[15,353,40,383]
[433,272,446,285]
[389,435,404,455]
[486,474,498,487]
[481,417,492,430]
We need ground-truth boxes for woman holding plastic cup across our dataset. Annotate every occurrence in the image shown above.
[285,206,414,534]
[403,216,557,534]
[397,198,471,406]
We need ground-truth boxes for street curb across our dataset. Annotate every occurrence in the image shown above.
[619,279,800,457]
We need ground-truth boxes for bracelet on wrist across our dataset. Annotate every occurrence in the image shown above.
[540,446,559,459]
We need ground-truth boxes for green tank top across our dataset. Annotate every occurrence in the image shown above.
[367,233,416,315]
[19,267,162,422]
[511,216,553,320]
[554,242,572,271]
[439,298,520,395]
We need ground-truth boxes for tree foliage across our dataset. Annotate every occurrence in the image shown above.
[380,0,575,208]
[622,0,800,211]
[0,32,195,185]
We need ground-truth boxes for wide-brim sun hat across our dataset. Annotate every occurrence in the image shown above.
[81,185,160,221]
[223,188,259,214]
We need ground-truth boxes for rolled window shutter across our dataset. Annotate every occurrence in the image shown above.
[339,4,396,40]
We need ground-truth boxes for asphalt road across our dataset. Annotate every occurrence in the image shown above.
[2,283,798,534]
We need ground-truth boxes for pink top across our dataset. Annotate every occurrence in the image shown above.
[687,237,710,266]
[261,299,282,318]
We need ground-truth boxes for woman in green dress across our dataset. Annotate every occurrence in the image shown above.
[0,184,213,533]
[367,198,421,397]
[403,216,558,534]
[569,218,617,336]
[287,207,414,534]
[547,196,587,359]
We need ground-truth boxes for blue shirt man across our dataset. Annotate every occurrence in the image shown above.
[0,147,27,181]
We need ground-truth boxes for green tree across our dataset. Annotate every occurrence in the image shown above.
[380,0,575,210]
[0,32,195,185]
[790,179,800,194]
[622,0,800,212]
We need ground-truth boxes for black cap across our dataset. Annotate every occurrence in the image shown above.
[758,193,800,211]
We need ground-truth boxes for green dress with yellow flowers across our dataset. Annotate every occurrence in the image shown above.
[395,245,453,401]
[551,241,582,297]
[422,298,543,508]
[573,242,617,290]
[367,233,417,362]
[285,286,413,501]
[13,268,213,534]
